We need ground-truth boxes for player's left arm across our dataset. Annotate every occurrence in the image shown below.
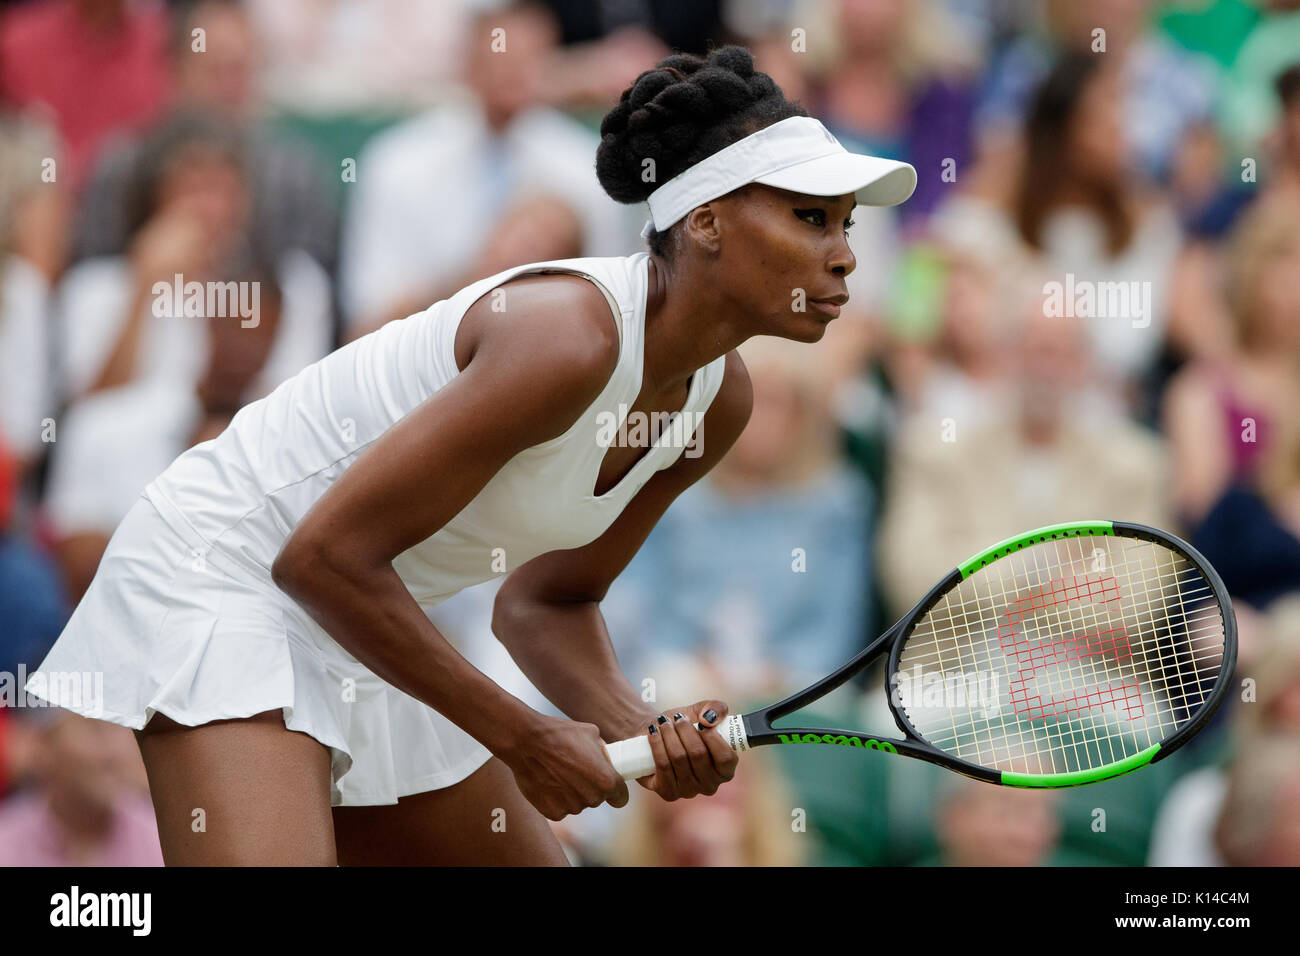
[492,350,752,798]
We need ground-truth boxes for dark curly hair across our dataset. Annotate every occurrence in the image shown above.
[596,45,808,258]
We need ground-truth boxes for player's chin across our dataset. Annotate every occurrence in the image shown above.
[781,314,833,342]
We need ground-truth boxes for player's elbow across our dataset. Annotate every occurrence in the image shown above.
[490,588,526,643]
[490,584,557,647]
[270,541,307,596]
[492,578,604,648]
[271,534,339,600]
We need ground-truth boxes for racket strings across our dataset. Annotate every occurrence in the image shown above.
[969,539,1198,771]
[895,536,1226,777]
[996,542,1208,769]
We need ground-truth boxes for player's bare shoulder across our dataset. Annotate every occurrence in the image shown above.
[450,274,623,444]
[453,273,621,381]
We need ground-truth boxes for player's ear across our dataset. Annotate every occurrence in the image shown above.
[683,205,722,252]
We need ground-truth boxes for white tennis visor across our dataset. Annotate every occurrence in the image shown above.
[640,115,917,239]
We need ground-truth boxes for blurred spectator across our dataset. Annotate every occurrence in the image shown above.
[382,191,586,325]
[1168,119,1256,241]
[609,752,805,866]
[605,334,874,698]
[56,111,330,399]
[878,244,1013,430]
[544,0,724,54]
[0,711,161,866]
[1236,596,1300,739]
[1149,595,1300,865]
[876,304,1171,617]
[791,0,982,226]
[929,776,1067,866]
[975,0,1217,185]
[73,0,340,274]
[1191,392,1300,612]
[43,275,283,601]
[0,538,66,697]
[243,0,472,115]
[0,0,170,193]
[1214,734,1300,866]
[0,707,42,798]
[761,687,925,865]
[1164,200,1300,534]
[745,27,815,107]
[0,432,67,683]
[1260,63,1300,217]
[338,1,635,339]
[1218,1,1300,158]
[935,52,1203,408]
[0,112,66,478]
[0,110,69,808]
[0,439,13,535]
[532,0,682,115]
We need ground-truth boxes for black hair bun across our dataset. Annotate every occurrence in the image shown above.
[596,45,796,207]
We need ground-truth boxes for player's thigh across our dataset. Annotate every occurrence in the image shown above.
[331,756,570,866]
[135,708,337,865]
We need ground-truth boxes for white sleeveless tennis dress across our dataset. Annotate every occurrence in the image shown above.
[26,253,728,806]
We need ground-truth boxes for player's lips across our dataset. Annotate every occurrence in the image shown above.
[809,292,849,318]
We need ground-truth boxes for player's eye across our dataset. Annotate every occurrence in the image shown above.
[794,207,826,227]
[795,208,854,234]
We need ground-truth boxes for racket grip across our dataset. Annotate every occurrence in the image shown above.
[604,736,657,780]
[604,714,748,780]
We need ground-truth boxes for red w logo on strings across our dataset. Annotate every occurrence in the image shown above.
[998,575,1143,722]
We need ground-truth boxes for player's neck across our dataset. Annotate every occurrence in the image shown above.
[642,253,745,396]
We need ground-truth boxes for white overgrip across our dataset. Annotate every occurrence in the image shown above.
[604,735,656,780]
[604,714,749,780]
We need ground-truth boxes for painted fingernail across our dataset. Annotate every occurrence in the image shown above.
[649,724,658,735]
[673,713,685,721]
[656,715,667,724]
[703,709,717,723]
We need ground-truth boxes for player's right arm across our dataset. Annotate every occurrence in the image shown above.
[271,275,630,820]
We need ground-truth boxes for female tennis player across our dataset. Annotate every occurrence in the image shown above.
[28,45,915,865]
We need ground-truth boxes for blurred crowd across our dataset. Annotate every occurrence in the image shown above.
[1,0,1299,867]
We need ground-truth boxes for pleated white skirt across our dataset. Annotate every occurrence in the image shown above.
[25,493,492,806]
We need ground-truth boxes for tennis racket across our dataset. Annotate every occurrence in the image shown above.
[604,520,1236,788]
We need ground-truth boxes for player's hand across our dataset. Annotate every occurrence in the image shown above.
[636,700,738,801]
[503,714,630,821]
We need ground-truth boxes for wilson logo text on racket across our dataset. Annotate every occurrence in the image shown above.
[775,733,898,752]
